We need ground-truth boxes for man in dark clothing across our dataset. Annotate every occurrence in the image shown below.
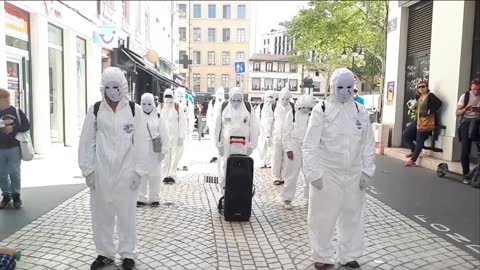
[0,88,30,209]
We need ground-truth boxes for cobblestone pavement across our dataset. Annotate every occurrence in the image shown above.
[1,141,480,269]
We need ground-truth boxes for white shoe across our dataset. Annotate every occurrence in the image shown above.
[283,200,293,210]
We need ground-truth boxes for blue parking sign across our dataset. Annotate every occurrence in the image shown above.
[234,61,246,74]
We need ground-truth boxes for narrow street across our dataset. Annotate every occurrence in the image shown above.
[0,135,478,270]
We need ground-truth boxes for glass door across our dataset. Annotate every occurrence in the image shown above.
[6,59,29,116]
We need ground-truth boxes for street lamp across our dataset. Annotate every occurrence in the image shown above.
[341,44,364,69]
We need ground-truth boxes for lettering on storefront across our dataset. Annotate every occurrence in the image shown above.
[414,215,480,255]
[4,3,29,41]
[44,0,62,18]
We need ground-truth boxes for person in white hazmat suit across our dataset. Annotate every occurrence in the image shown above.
[271,87,293,185]
[281,94,315,210]
[256,90,275,169]
[160,89,186,184]
[302,68,376,270]
[175,87,194,171]
[78,67,148,270]
[137,93,169,208]
[206,87,226,174]
[214,87,259,196]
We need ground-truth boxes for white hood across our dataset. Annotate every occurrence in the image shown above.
[100,67,129,103]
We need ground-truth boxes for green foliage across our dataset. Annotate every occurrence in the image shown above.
[287,0,387,88]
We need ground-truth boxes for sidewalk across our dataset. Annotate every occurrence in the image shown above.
[0,136,479,269]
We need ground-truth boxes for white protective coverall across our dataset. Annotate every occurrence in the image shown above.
[175,87,194,170]
[281,95,315,202]
[206,87,226,175]
[256,90,275,168]
[214,87,259,194]
[302,68,376,265]
[138,93,169,203]
[160,89,186,180]
[78,67,148,259]
[272,88,293,182]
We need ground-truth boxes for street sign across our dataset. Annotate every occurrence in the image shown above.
[234,60,246,74]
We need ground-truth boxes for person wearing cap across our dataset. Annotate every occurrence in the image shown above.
[354,88,364,105]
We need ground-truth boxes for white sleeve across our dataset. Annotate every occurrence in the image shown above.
[302,105,325,183]
[361,111,376,177]
[206,101,214,129]
[214,105,223,149]
[158,115,170,154]
[282,111,294,152]
[78,105,97,177]
[134,105,149,176]
[249,106,259,149]
[178,108,187,140]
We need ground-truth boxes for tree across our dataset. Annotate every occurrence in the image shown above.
[287,0,388,93]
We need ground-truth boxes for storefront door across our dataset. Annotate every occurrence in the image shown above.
[6,57,30,117]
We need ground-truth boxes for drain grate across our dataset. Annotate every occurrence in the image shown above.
[204,176,219,184]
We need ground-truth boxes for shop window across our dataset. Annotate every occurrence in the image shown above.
[48,24,65,144]
[76,37,87,135]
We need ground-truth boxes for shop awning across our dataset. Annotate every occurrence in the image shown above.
[112,45,188,89]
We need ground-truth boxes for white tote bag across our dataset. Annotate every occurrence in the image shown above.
[14,108,34,161]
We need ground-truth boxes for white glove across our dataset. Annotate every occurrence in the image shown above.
[310,178,323,190]
[130,172,142,191]
[85,172,95,190]
[218,147,224,157]
[178,138,184,146]
[246,147,253,156]
[359,173,371,191]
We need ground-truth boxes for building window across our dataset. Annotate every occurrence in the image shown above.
[236,51,244,60]
[179,27,186,41]
[289,79,298,91]
[179,50,186,64]
[278,63,285,72]
[208,28,216,42]
[266,62,273,72]
[265,78,273,90]
[193,27,201,41]
[135,2,142,36]
[222,28,230,42]
[238,4,246,19]
[193,73,201,91]
[277,79,286,89]
[223,4,231,19]
[208,51,215,65]
[290,64,298,73]
[222,52,230,65]
[193,51,201,65]
[145,11,150,44]
[237,28,245,42]
[222,74,230,90]
[122,1,129,23]
[178,4,187,18]
[252,78,261,90]
[193,4,201,18]
[48,24,65,143]
[208,4,216,18]
[236,74,241,86]
[253,62,261,71]
[208,74,215,92]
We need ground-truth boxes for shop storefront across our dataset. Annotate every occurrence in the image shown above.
[47,23,64,144]
[4,3,31,119]
[76,37,87,135]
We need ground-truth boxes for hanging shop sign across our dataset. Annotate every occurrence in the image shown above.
[4,3,29,41]
[93,25,118,49]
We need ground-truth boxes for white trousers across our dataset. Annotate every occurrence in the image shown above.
[162,144,184,178]
[91,189,138,259]
[138,174,161,202]
[272,143,287,180]
[308,175,365,264]
[258,136,272,167]
[281,144,308,201]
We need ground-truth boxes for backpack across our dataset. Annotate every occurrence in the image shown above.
[221,100,252,113]
[463,91,470,108]
[94,101,136,118]
[319,101,359,114]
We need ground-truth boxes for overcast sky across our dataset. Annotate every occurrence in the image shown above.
[252,1,310,53]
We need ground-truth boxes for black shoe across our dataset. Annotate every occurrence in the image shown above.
[314,262,334,270]
[343,261,361,269]
[137,201,146,207]
[91,255,114,270]
[0,194,11,209]
[210,157,217,163]
[183,166,188,171]
[122,258,135,270]
[12,193,22,209]
[163,177,170,183]
[151,201,160,207]
[169,177,176,184]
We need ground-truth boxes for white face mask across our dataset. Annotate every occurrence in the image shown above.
[299,107,313,114]
[142,102,155,114]
[231,93,243,109]
[334,76,355,103]
[265,96,274,105]
[281,97,290,106]
[176,93,184,104]
[164,97,174,105]
[104,81,122,102]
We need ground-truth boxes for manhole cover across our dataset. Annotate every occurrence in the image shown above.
[204,176,218,184]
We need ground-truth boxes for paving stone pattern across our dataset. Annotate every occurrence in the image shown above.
[1,165,479,269]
